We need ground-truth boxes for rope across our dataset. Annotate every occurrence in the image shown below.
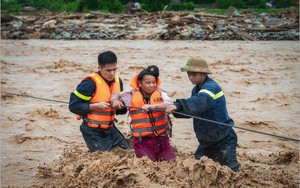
[172,111,300,142]
[1,91,68,104]
[2,91,299,142]
[127,106,299,142]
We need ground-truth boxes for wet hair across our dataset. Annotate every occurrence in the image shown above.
[138,65,159,81]
[98,51,117,67]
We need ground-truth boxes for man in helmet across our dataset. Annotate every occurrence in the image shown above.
[166,57,240,172]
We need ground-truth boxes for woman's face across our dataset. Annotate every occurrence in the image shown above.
[138,74,157,95]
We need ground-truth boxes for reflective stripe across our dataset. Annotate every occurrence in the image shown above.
[131,115,167,124]
[199,89,224,100]
[74,90,92,101]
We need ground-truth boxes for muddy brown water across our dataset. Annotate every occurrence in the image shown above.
[1,40,299,187]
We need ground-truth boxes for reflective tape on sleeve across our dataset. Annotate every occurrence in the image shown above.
[74,90,92,101]
[199,89,224,100]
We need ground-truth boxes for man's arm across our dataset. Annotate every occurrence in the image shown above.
[69,78,95,116]
[166,92,215,118]
[165,102,189,118]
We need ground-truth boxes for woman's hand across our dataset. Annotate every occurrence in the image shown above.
[141,104,153,112]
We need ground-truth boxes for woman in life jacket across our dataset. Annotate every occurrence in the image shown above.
[113,65,176,162]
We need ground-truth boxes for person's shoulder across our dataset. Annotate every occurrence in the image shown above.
[205,77,220,85]
[79,73,97,86]
[203,77,221,92]
[79,77,95,87]
[156,88,171,97]
[156,87,167,92]
[82,72,99,81]
[75,77,96,96]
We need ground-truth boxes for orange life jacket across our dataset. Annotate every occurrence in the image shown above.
[84,72,121,129]
[129,73,169,139]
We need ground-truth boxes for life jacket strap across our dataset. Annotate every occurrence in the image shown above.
[130,108,163,115]
[130,122,169,134]
[83,118,114,128]
[131,115,166,124]
[89,110,115,116]
[130,109,143,115]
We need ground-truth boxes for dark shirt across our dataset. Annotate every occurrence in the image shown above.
[69,71,127,117]
[173,76,235,147]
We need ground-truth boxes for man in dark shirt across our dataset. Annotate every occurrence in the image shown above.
[166,58,239,171]
[69,51,130,152]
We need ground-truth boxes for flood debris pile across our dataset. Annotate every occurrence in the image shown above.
[1,8,299,40]
[34,146,299,188]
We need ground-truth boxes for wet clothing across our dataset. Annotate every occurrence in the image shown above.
[194,129,239,171]
[69,71,130,152]
[173,76,239,171]
[133,136,175,162]
[130,89,169,139]
[120,73,175,162]
[82,73,120,129]
[80,123,129,152]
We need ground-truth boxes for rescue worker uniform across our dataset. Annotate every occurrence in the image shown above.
[173,76,240,171]
[69,71,130,152]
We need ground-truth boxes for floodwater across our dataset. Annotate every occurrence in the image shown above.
[1,40,299,187]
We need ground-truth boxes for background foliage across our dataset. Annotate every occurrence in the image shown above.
[1,0,299,13]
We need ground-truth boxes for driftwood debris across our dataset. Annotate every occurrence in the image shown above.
[1,7,299,40]
[229,27,256,41]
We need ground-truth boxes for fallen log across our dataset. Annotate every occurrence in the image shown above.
[229,27,256,41]
[34,11,67,24]
[194,13,228,19]
[7,14,38,23]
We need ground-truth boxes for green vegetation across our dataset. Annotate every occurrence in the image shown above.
[1,0,299,13]
[215,0,245,9]
[199,9,227,14]
[1,0,126,13]
[275,0,298,7]
[169,2,196,11]
[1,0,23,12]
[142,0,171,12]
[201,8,296,15]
